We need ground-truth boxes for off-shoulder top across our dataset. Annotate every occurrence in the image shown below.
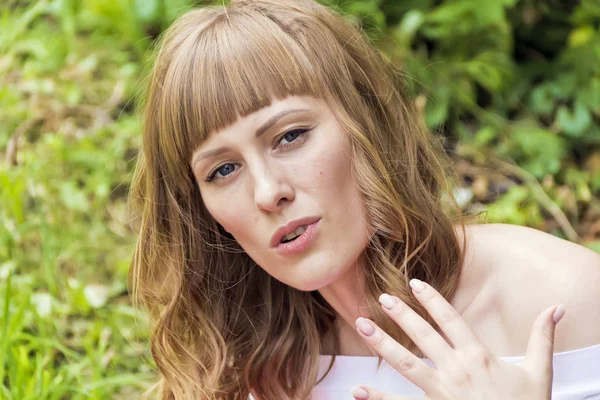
[313,343,600,399]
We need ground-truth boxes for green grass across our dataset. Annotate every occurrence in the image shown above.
[0,0,171,397]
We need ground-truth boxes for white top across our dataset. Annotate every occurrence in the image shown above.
[313,344,600,400]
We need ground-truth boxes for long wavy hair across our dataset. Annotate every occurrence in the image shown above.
[128,0,467,398]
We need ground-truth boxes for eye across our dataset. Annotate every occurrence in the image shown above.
[205,163,236,182]
[276,128,310,149]
[205,128,311,183]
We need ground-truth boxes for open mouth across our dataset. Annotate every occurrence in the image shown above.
[280,225,308,243]
[273,219,320,255]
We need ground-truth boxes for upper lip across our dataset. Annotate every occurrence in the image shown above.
[270,216,321,247]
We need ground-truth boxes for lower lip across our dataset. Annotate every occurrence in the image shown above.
[274,219,321,256]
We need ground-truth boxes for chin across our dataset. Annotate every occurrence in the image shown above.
[291,280,328,292]
[286,266,348,292]
[269,247,365,292]
[277,274,326,292]
[276,268,332,292]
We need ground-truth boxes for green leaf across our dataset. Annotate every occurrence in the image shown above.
[483,186,543,226]
[473,126,497,147]
[463,52,512,92]
[568,25,595,47]
[504,123,567,178]
[556,101,592,137]
[577,77,600,113]
[424,88,450,128]
[59,181,90,212]
[529,84,555,116]
[392,10,425,44]
[551,75,577,100]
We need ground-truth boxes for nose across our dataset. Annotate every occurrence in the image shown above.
[253,163,294,213]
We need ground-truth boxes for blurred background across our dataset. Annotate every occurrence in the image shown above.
[1,0,599,398]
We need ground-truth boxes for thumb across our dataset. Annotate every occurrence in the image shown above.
[350,385,415,400]
[522,304,565,380]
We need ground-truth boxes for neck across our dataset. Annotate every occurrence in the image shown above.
[317,253,378,356]
[315,225,482,356]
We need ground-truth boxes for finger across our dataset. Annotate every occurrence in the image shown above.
[356,317,438,391]
[379,292,454,365]
[522,304,565,381]
[408,279,482,350]
[351,385,415,400]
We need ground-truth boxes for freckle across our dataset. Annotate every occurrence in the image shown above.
[319,171,322,175]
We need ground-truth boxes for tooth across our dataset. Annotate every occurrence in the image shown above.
[294,226,307,235]
[282,225,307,242]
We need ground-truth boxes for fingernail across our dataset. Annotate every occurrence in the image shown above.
[356,318,375,336]
[409,278,425,293]
[379,293,397,309]
[552,304,565,324]
[350,386,369,399]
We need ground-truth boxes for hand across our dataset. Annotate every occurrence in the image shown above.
[351,279,565,400]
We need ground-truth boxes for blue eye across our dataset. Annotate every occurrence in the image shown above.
[279,128,306,145]
[205,127,311,183]
[205,164,236,182]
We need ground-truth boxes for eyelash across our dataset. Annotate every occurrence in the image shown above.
[204,128,311,183]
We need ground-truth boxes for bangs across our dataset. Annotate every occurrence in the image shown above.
[159,7,327,164]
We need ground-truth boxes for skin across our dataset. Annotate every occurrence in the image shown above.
[349,280,563,400]
[191,95,600,398]
[192,95,372,296]
[192,95,376,353]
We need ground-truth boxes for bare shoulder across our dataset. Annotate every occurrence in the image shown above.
[466,223,600,354]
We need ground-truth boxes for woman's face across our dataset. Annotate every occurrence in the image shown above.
[191,96,371,291]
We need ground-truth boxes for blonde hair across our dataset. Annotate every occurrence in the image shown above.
[128,0,467,398]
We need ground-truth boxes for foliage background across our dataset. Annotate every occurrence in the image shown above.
[1,0,599,398]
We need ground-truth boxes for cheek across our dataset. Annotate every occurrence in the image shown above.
[298,132,355,192]
[309,141,359,208]
[204,198,249,238]
[318,143,369,242]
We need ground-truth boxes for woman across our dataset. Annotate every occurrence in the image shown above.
[128,0,600,399]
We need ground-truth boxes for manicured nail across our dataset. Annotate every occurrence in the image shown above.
[350,386,369,399]
[409,278,425,293]
[552,304,565,324]
[379,293,397,310]
[356,318,375,336]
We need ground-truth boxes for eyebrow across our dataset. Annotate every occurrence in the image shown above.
[191,108,310,167]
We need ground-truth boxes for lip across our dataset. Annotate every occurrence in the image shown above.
[274,219,320,256]
[270,216,321,248]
